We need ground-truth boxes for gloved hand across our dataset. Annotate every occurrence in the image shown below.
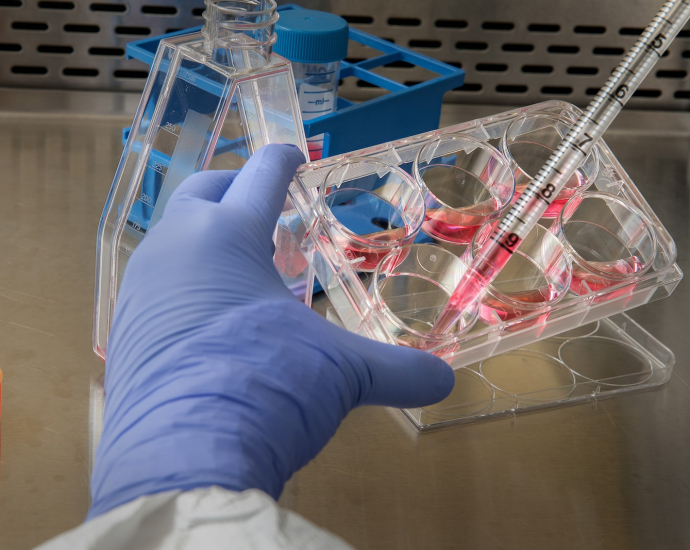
[89,144,455,519]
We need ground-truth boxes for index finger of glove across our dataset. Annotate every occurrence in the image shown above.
[169,170,239,204]
[221,144,305,239]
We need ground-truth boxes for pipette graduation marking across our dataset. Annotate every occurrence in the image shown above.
[432,0,690,335]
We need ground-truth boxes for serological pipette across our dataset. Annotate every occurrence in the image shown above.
[432,0,690,334]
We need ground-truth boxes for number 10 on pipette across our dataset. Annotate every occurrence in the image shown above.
[432,0,690,335]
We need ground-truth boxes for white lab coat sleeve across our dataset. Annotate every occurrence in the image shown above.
[35,486,355,550]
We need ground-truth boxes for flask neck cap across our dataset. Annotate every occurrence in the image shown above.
[273,9,349,64]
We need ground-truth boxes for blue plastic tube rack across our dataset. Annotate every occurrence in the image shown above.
[123,4,465,159]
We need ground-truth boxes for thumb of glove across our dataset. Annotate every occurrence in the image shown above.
[330,321,456,409]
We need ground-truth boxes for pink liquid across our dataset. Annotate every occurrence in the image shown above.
[570,256,644,294]
[307,141,323,161]
[512,170,586,219]
[479,285,558,324]
[541,197,569,219]
[422,216,483,244]
[328,227,408,271]
[423,198,501,244]
[432,240,515,333]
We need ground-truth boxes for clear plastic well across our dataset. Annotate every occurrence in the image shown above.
[467,221,571,327]
[414,133,514,244]
[501,113,600,218]
[409,313,674,430]
[370,244,478,350]
[318,158,425,272]
[557,192,657,298]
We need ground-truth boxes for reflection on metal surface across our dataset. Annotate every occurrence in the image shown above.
[0,100,120,548]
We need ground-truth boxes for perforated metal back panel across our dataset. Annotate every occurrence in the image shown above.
[2,0,690,109]
[0,0,205,90]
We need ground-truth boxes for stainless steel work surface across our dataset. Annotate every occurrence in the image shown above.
[0,89,689,549]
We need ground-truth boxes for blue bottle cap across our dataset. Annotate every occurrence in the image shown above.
[274,9,349,64]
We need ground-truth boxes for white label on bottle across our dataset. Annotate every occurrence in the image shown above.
[298,83,336,121]
[149,109,211,228]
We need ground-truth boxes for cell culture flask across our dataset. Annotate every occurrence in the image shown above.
[93,0,310,360]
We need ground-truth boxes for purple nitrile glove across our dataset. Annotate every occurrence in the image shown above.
[88,144,454,519]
